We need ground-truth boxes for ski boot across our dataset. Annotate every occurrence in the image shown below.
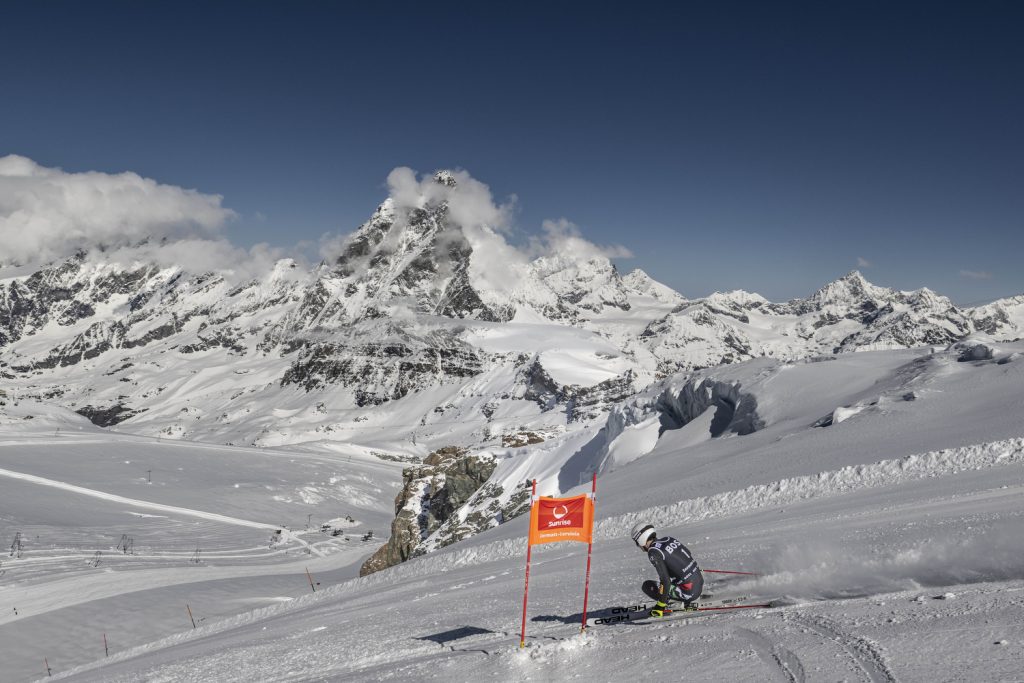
[669,585,699,610]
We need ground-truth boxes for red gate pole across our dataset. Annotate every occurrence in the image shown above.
[306,566,317,592]
[580,473,596,631]
[519,479,537,648]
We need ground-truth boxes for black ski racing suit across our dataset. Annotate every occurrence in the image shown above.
[648,536,703,605]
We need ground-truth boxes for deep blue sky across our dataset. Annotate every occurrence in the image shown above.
[2,2,1022,304]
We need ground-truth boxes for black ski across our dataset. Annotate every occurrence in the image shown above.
[632,601,774,624]
[585,598,769,626]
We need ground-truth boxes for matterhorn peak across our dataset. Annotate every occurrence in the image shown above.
[433,169,458,188]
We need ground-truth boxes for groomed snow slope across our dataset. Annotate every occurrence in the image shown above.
[6,342,1024,681]
[0,411,406,682]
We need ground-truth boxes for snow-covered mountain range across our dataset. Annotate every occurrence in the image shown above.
[3,170,1024,574]
[2,172,1021,438]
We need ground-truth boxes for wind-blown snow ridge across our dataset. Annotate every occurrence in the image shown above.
[603,437,1024,540]
[369,437,1024,577]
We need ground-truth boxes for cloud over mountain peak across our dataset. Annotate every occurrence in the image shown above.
[0,155,236,266]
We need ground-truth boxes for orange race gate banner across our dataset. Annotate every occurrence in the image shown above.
[519,476,597,648]
[528,494,594,546]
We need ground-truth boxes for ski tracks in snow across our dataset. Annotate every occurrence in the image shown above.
[733,625,806,683]
[733,610,895,683]
[786,613,896,683]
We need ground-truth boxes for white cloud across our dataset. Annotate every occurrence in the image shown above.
[0,155,236,265]
[385,167,425,213]
[317,231,351,263]
[97,240,294,284]
[532,218,634,261]
[959,269,992,280]
[857,257,872,268]
[463,223,531,297]
[385,167,514,233]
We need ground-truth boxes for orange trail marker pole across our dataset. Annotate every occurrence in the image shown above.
[187,604,197,628]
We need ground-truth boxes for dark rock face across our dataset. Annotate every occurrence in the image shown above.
[76,404,145,427]
[501,431,546,448]
[178,327,244,354]
[566,370,639,423]
[520,359,562,411]
[359,446,498,576]
[436,259,513,322]
[281,328,484,404]
[424,480,531,554]
[516,359,638,422]
[334,204,395,277]
[956,342,995,362]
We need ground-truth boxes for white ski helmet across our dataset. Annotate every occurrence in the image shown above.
[630,522,656,548]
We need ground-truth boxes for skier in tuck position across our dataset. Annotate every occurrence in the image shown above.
[630,522,704,618]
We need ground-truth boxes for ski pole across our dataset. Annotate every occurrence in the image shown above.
[704,569,761,576]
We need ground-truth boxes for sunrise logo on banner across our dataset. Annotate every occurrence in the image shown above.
[519,475,597,648]
[528,493,593,546]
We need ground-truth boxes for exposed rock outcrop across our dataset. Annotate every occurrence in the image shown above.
[360,446,498,576]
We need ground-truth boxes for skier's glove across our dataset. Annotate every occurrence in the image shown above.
[650,601,672,618]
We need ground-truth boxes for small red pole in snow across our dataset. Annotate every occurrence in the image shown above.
[45,658,52,677]
[103,633,109,657]
[519,479,537,648]
[580,472,597,632]
[306,566,316,593]
[187,604,197,628]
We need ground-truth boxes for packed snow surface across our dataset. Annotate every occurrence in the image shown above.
[2,343,1023,681]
